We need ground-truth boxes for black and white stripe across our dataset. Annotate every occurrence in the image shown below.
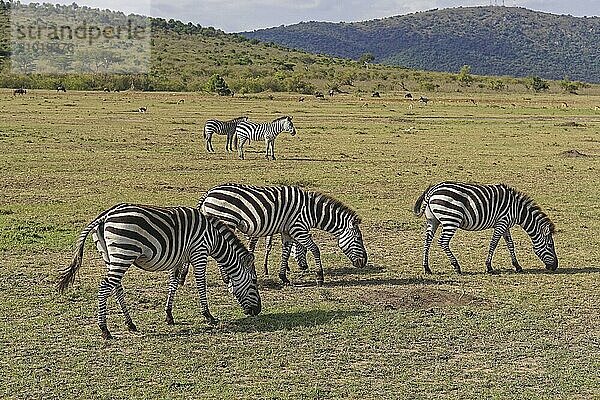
[199,184,368,285]
[414,182,558,274]
[235,116,296,160]
[203,116,248,153]
[57,203,261,339]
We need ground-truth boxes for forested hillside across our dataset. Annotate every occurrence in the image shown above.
[0,2,597,93]
[243,6,600,83]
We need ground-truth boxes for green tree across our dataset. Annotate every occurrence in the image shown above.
[560,76,581,94]
[525,76,549,92]
[457,65,474,86]
[205,74,232,95]
[358,53,375,69]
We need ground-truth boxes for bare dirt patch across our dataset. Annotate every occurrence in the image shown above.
[359,286,485,310]
[561,149,589,157]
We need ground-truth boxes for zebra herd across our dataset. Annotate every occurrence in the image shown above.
[203,116,296,160]
[58,179,558,340]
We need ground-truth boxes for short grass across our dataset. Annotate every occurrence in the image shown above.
[1,89,599,399]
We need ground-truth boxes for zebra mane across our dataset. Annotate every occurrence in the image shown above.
[272,116,291,122]
[227,116,247,123]
[205,215,250,252]
[506,185,556,234]
[309,191,361,223]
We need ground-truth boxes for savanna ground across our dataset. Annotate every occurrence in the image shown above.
[1,88,599,399]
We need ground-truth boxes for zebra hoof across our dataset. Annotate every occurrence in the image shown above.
[126,321,138,332]
[424,266,432,274]
[452,264,462,274]
[279,273,291,286]
[166,310,175,325]
[100,326,113,340]
[514,263,523,273]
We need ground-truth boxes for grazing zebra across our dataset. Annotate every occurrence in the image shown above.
[413,182,558,274]
[198,183,368,285]
[235,116,296,160]
[57,203,261,340]
[203,116,248,153]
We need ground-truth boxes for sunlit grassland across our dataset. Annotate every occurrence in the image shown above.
[1,89,599,399]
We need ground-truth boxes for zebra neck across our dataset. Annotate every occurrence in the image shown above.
[517,200,544,238]
[308,195,347,235]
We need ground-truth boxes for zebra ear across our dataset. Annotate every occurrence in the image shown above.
[288,116,293,120]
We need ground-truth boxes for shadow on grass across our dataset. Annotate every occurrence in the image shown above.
[325,276,451,288]
[228,309,367,333]
[523,266,600,275]
[327,263,386,276]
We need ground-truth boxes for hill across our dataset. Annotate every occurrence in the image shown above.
[242,6,600,83]
[0,2,598,94]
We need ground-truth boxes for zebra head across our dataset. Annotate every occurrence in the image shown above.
[532,223,558,271]
[282,116,296,136]
[226,252,262,316]
[338,216,368,268]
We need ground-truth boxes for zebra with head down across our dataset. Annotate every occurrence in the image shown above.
[414,182,558,274]
[57,203,261,339]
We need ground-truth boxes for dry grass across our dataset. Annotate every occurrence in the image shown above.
[1,88,600,399]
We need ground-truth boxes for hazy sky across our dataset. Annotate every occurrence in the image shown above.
[20,0,600,32]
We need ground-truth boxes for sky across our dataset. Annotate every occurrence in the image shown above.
[19,0,600,32]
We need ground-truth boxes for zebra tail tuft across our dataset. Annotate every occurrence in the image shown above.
[413,185,432,217]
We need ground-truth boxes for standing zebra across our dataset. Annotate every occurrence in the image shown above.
[57,203,261,340]
[414,182,558,274]
[235,116,296,160]
[203,116,248,153]
[199,183,368,285]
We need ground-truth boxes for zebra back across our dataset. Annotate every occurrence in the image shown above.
[204,116,248,139]
[236,116,295,141]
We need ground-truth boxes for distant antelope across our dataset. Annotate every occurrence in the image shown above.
[328,89,335,97]
[298,97,305,102]
[404,93,413,99]
[419,96,429,104]
[13,88,26,95]
[372,91,380,98]
[138,106,147,113]
[177,99,185,104]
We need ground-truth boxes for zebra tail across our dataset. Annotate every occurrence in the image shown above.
[57,207,114,293]
[413,185,432,217]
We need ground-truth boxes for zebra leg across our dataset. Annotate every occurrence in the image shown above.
[190,250,218,325]
[294,234,324,286]
[503,230,522,272]
[165,268,180,325]
[279,234,294,285]
[97,276,118,340]
[438,225,461,274]
[177,263,189,286]
[423,219,439,274]
[263,235,273,276]
[114,283,137,332]
[486,225,507,273]
[238,138,246,159]
[264,139,270,160]
[293,242,309,271]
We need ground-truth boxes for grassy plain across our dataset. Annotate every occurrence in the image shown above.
[1,88,599,399]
